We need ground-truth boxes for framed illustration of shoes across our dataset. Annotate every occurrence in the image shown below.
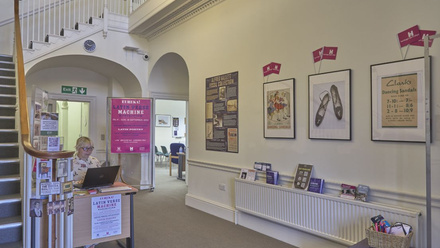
[371,57,429,142]
[308,69,351,140]
[263,78,295,139]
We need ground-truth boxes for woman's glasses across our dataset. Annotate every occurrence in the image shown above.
[81,146,94,152]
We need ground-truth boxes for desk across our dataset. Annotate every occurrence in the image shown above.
[177,152,186,181]
[73,182,138,247]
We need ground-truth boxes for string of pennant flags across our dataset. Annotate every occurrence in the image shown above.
[262,24,436,78]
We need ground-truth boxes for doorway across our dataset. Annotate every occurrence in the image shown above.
[154,99,187,181]
[55,100,90,151]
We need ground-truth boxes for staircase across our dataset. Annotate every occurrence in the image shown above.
[0,54,22,247]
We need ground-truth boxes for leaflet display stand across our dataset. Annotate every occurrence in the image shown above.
[423,33,439,248]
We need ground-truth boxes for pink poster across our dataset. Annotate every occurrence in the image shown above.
[111,98,151,153]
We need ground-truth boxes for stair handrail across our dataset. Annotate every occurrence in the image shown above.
[14,0,74,159]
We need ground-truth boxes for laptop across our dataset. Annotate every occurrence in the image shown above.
[74,165,120,189]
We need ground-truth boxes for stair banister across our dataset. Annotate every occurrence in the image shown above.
[15,0,74,159]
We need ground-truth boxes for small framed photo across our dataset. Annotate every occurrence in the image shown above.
[57,159,68,178]
[309,69,351,140]
[263,78,295,139]
[371,57,429,142]
[63,181,73,194]
[30,199,43,218]
[155,114,171,127]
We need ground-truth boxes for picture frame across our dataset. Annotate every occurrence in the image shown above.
[263,78,295,139]
[155,114,171,127]
[371,57,429,142]
[309,69,351,140]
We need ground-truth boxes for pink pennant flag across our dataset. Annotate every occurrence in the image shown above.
[322,46,338,60]
[263,62,282,76]
[397,25,421,47]
[312,47,323,63]
[410,30,437,47]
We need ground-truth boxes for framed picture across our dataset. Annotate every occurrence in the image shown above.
[155,114,171,127]
[309,69,351,140]
[371,57,429,142]
[263,78,295,139]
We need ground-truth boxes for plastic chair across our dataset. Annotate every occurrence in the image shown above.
[155,146,164,162]
[169,143,185,176]
[160,146,170,161]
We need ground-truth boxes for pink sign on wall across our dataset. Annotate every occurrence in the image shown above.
[111,98,151,153]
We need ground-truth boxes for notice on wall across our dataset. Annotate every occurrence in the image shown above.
[40,112,59,136]
[205,72,239,153]
[91,194,121,239]
[110,98,151,153]
[381,73,418,127]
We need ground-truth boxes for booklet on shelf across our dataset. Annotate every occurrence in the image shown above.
[293,164,313,190]
[266,170,279,185]
[339,183,357,200]
[254,162,272,171]
[355,184,369,202]
[239,168,257,181]
[308,178,324,193]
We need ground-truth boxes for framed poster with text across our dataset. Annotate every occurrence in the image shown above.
[110,98,152,153]
[205,72,239,153]
[371,57,429,142]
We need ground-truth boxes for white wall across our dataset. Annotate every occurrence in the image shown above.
[147,0,440,247]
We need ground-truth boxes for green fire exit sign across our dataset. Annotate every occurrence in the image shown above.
[61,85,87,95]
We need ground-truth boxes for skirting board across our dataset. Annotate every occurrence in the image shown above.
[185,193,236,222]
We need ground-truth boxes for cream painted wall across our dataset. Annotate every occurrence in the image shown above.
[147,0,440,247]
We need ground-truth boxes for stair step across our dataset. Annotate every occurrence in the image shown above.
[0,159,19,176]
[0,76,15,86]
[0,195,21,219]
[0,216,22,229]
[89,16,104,25]
[0,55,13,63]
[0,145,18,158]
[0,216,22,245]
[0,194,21,204]
[60,27,81,37]
[0,69,15,77]
[0,241,22,248]
[0,96,16,106]
[0,158,20,163]
[0,175,20,182]
[0,180,20,196]
[0,61,14,70]
[0,85,16,95]
[0,106,16,117]
[45,34,66,43]
[29,40,50,50]
[0,130,18,143]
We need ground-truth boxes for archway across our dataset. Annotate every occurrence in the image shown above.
[149,52,189,187]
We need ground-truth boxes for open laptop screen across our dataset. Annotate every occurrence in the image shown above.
[77,165,120,189]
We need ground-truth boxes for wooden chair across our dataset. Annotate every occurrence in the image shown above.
[169,143,185,176]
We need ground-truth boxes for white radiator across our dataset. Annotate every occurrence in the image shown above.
[235,179,421,247]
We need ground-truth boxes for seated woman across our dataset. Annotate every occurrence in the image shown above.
[73,136,100,184]
[73,136,100,248]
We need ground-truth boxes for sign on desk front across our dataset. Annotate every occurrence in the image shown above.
[91,194,122,239]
